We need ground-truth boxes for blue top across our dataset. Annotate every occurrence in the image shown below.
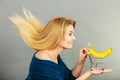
[26,53,76,80]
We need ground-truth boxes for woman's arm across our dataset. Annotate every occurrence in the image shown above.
[72,48,88,78]
[76,70,92,80]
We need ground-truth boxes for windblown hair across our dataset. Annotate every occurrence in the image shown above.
[9,10,76,50]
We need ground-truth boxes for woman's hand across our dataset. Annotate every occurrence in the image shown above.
[77,48,89,64]
[72,48,89,78]
[76,68,113,80]
[90,68,113,75]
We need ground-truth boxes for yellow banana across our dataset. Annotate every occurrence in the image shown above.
[88,43,112,59]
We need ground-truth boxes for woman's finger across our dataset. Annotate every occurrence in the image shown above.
[102,69,113,73]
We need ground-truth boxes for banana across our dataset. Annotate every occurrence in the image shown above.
[88,43,112,59]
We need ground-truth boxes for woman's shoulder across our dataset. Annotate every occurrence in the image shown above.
[35,51,51,61]
[31,51,58,66]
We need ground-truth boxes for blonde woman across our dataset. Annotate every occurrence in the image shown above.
[10,10,112,80]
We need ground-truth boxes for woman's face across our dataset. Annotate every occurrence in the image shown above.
[59,24,76,49]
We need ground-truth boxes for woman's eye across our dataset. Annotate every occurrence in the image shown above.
[69,33,72,36]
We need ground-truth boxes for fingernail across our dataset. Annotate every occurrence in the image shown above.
[83,50,86,54]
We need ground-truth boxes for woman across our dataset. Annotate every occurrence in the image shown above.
[10,10,112,80]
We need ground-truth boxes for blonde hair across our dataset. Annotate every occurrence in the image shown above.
[9,10,76,50]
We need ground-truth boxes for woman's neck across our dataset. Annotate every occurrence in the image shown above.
[45,47,63,61]
[36,47,63,64]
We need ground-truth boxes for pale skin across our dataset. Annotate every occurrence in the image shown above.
[35,24,113,80]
